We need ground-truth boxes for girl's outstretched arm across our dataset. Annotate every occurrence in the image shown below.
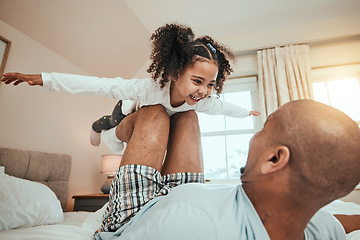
[1,72,43,86]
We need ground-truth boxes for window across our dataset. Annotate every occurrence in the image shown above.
[311,64,360,127]
[311,64,360,190]
[198,76,261,182]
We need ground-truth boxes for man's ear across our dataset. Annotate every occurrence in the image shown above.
[260,146,290,174]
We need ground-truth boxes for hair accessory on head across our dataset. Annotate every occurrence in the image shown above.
[206,43,217,53]
[187,35,192,42]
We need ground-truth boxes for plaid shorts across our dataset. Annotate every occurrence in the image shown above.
[97,164,204,232]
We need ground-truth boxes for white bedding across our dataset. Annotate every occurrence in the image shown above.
[0,170,64,230]
[0,201,359,239]
[0,204,105,240]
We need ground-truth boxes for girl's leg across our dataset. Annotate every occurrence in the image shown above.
[115,105,170,171]
[90,129,102,146]
[161,110,204,175]
[92,100,126,132]
[108,100,126,126]
[90,100,126,146]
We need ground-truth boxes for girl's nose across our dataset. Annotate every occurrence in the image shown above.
[199,85,207,95]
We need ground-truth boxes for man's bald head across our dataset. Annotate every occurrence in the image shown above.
[270,100,360,200]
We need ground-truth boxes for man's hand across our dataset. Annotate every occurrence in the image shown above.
[1,72,43,86]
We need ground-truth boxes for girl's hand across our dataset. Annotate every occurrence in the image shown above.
[1,72,43,86]
[249,111,261,117]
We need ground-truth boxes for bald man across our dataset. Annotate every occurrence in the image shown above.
[93,100,360,240]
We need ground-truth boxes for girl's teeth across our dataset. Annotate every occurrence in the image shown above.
[190,94,200,100]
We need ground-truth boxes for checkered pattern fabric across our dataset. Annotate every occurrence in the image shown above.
[97,164,204,232]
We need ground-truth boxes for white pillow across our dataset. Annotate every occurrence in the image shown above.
[0,169,64,231]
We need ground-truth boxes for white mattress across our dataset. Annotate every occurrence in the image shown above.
[0,201,359,239]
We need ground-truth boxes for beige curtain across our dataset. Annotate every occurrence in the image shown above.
[257,44,313,122]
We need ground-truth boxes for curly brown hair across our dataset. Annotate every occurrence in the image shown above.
[147,23,234,94]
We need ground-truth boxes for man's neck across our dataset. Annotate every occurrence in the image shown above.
[243,184,319,240]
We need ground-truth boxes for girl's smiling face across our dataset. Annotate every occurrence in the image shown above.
[170,59,218,107]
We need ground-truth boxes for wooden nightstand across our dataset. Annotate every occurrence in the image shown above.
[72,193,109,212]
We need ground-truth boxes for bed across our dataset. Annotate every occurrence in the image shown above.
[0,147,359,240]
[0,147,104,239]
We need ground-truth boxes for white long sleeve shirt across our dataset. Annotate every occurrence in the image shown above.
[42,72,250,118]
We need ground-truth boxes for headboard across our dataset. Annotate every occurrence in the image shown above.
[0,147,71,211]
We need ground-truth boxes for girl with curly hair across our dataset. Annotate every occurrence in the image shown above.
[88,23,260,152]
[2,23,260,154]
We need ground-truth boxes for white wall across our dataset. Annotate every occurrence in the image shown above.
[0,20,120,211]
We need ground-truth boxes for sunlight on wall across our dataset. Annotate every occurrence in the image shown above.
[313,78,360,122]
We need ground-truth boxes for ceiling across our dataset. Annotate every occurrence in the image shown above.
[1,0,359,78]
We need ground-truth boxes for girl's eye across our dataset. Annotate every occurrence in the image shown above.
[193,79,202,84]
[207,84,215,89]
